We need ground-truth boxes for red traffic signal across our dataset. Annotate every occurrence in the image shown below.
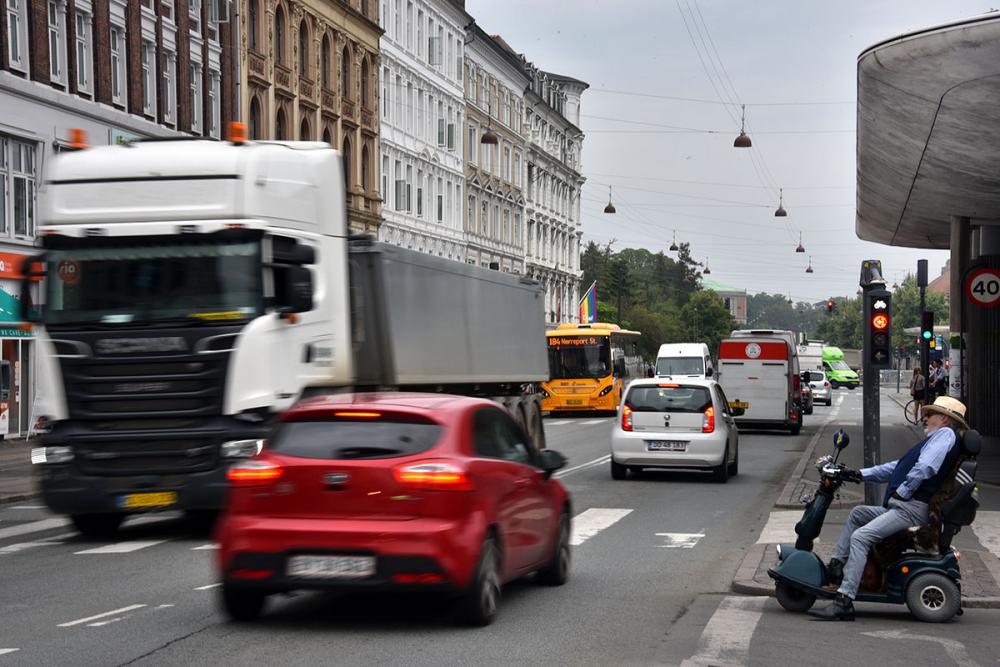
[872,313,889,330]
[825,299,835,314]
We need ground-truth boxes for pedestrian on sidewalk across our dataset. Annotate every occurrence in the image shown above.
[908,367,925,422]
[808,396,968,621]
[929,359,946,398]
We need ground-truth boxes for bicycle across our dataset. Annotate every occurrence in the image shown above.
[903,398,922,425]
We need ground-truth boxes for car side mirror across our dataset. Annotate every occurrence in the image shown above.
[833,430,850,450]
[539,449,567,478]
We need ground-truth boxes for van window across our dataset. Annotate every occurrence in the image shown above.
[626,385,711,413]
[655,357,704,376]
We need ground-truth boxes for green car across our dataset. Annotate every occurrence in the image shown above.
[822,346,859,389]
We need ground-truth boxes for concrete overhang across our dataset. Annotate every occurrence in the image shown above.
[856,13,1000,249]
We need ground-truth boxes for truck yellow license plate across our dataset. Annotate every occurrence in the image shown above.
[729,401,750,409]
[117,491,178,509]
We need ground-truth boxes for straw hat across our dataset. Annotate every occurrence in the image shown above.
[922,396,968,430]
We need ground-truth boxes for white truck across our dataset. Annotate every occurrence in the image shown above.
[23,135,548,536]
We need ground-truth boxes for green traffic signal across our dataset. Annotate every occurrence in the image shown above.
[922,330,932,340]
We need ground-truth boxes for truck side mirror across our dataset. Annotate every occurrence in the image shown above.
[279,266,314,314]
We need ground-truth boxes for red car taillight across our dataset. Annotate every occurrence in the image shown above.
[394,460,474,491]
[621,405,633,431]
[824,381,830,387]
[227,459,283,487]
[702,406,715,433]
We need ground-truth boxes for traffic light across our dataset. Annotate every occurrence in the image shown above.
[866,290,892,367]
[826,299,835,314]
[921,310,934,342]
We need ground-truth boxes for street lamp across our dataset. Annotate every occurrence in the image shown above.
[774,188,787,217]
[669,230,679,252]
[795,231,805,253]
[603,185,616,214]
[481,97,499,145]
[805,256,814,273]
[733,104,752,148]
[703,257,711,275]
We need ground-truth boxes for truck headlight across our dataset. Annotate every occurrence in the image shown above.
[31,446,74,465]
[221,439,265,458]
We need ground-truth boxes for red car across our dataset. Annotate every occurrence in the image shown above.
[215,393,571,626]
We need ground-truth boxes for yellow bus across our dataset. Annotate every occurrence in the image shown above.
[542,323,644,413]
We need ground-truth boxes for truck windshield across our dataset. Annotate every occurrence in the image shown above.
[829,361,852,371]
[548,336,611,379]
[44,239,263,325]
[655,357,704,376]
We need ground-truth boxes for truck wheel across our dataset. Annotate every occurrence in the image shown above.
[905,572,960,622]
[528,400,546,450]
[71,513,124,538]
[776,582,816,612]
[830,381,840,389]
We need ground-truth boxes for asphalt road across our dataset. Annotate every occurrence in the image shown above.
[0,390,998,666]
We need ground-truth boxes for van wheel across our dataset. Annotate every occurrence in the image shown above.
[611,460,627,480]
[711,447,730,483]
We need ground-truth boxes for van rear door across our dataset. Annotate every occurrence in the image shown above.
[718,340,789,422]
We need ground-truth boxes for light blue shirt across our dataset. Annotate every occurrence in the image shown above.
[860,427,957,500]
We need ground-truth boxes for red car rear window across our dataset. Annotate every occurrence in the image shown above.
[268,420,443,460]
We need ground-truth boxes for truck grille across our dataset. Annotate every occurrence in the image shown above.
[75,439,216,476]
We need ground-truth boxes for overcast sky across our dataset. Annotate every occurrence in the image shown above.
[466,0,991,303]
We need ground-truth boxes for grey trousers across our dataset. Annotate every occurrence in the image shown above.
[832,498,930,599]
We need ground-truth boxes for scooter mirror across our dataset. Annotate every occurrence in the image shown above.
[833,430,850,450]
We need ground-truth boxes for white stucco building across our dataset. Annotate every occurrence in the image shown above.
[521,64,587,326]
[377,0,470,260]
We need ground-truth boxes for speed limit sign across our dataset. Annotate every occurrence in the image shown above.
[966,267,1000,308]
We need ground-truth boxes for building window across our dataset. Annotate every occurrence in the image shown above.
[48,1,67,83]
[416,9,423,57]
[74,10,92,93]
[405,165,413,212]
[361,146,370,192]
[209,71,221,138]
[249,97,262,139]
[188,0,200,31]
[322,35,332,88]
[393,161,403,211]
[163,50,177,125]
[493,205,499,237]
[6,0,28,71]
[381,155,389,201]
[162,0,174,21]
[514,212,521,243]
[405,1,412,50]
[437,102,444,146]
[141,41,156,115]
[361,58,371,110]
[467,125,476,164]
[0,138,36,237]
[248,0,259,50]
[298,19,309,77]
[275,7,286,66]
[503,146,510,182]
[446,108,455,150]
[190,63,203,133]
[503,209,510,242]
[341,46,351,100]
[110,25,126,105]
[381,66,389,119]
[468,195,475,231]
[428,34,439,65]
[481,201,488,236]
[514,152,521,187]
[436,177,443,222]
[416,170,424,217]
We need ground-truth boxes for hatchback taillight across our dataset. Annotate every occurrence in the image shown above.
[394,460,473,491]
[621,405,633,431]
[824,381,830,387]
[702,406,715,433]
[227,459,283,487]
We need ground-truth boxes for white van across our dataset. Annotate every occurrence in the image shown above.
[717,336,801,435]
[655,343,713,378]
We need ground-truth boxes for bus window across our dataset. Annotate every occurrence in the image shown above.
[547,336,610,379]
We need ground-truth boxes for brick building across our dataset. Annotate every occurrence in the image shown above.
[1,0,236,436]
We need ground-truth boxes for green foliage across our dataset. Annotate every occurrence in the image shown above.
[889,275,949,352]
[580,242,733,359]
[746,293,825,337]
[815,296,863,349]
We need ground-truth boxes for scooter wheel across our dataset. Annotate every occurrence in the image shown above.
[775,582,816,613]
[905,572,960,623]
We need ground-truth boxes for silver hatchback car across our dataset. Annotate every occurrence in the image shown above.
[611,377,741,483]
[802,370,832,406]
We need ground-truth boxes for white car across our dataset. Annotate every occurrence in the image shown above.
[803,370,832,406]
[610,377,741,483]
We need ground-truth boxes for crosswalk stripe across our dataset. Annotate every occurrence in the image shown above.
[570,508,632,546]
[680,596,766,667]
[0,649,20,656]
[581,419,607,425]
[74,540,167,555]
[0,540,63,555]
[546,420,569,426]
[191,544,218,551]
[972,511,1000,560]
[0,518,69,541]
[656,533,704,549]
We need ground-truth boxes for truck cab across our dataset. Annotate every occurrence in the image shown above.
[822,346,859,389]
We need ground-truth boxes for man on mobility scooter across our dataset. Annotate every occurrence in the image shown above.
[809,396,969,621]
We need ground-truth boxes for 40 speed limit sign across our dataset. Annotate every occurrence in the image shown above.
[966,267,1000,308]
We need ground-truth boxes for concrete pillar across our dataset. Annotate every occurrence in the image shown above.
[950,216,970,329]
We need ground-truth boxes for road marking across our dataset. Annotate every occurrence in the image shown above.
[836,395,845,406]
[756,511,810,544]
[862,630,977,667]
[9,505,45,510]
[0,649,19,656]
[0,539,64,554]
[194,583,221,591]
[656,533,705,549]
[570,508,632,546]
[581,418,606,425]
[554,454,611,479]
[0,518,69,541]
[74,540,167,555]
[546,420,569,426]
[971,511,1000,560]
[191,543,219,551]
[58,604,147,627]
[680,596,766,667]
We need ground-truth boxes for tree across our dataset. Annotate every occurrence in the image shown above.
[888,275,949,354]
[815,296,863,349]
[679,290,737,354]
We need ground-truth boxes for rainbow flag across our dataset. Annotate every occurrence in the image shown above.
[579,281,597,323]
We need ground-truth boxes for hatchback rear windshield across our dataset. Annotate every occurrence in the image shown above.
[625,386,711,413]
[806,371,825,382]
[268,419,443,460]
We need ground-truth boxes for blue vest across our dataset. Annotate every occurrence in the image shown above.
[883,429,960,507]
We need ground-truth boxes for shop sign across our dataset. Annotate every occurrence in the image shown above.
[0,252,39,281]
[0,327,33,338]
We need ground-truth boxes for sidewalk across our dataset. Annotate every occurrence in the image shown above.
[733,388,1000,608]
[0,437,35,505]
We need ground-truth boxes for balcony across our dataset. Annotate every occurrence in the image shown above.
[299,76,316,103]
[342,98,357,122]
[361,107,375,131]
[322,89,336,110]
[275,64,293,94]
[248,50,269,85]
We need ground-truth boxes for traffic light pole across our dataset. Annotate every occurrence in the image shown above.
[918,259,929,391]
[860,260,891,506]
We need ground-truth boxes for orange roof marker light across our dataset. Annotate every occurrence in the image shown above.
[227,121,249,145]
[68,128,89,150]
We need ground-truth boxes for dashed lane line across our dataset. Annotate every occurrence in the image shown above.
[569,508,632,546]
[680,596,766,667]
[75,540,168,555]
[191,544,219,551]
[58,604,147,628]
[194,583,221,591]
[0,649,19,656]
[553,454,611,479]
[581,418,609,425]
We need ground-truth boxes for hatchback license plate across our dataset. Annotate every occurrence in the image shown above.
[287,555,376,579]
[117,491,177,509]
[647,440,687,452]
